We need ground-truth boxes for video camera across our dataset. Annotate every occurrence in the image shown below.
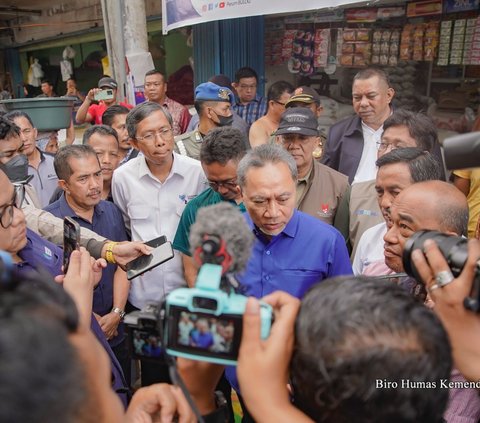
[125,204,272,365]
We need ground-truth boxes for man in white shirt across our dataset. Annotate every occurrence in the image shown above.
[112,101,206,385]
[112,102,206,310]
[321,68,394,184]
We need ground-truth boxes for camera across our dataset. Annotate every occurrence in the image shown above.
[403,230,480,312]
[125,263,273,365]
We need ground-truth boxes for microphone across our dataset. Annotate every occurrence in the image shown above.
[443,132,480,170]
[189,202,254,274]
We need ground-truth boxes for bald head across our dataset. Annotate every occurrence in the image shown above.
[396,181,468,236]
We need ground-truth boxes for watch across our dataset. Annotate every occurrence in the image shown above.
[111,307,126,320]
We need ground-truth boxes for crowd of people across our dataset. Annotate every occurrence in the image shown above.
[1,64,480,422]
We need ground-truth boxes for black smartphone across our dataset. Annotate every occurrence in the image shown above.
[145,235,167,248]
[63,217,80,272]
[126,241,174,281]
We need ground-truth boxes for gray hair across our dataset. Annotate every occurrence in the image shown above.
[237,144,298,188]
[125,101,173,139]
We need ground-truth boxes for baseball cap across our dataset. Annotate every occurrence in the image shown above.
[285,86,321,108]
[98,77,118,89]
[195,82,233,103]
[275,107,319,137]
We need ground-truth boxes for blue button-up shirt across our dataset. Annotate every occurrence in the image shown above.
[232,94,267,129]
[15,228,128,406]
[44,194,128,317]
[238,209,353,299]
[227,210,352,393]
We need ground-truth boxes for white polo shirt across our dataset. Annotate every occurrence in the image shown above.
[112,152,206,309]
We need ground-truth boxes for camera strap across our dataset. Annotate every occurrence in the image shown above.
[165,354,206,423]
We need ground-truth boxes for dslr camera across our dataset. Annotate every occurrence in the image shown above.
[403,230,480,312]
[125,263,273,365]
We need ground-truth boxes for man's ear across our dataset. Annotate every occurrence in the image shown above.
[129,137,139,150]
[58,179,69,194]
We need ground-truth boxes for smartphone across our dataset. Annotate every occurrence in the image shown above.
[145,235,167,249]
[126,241,174,281]
[63,217,80,272]
[94,89,114,101]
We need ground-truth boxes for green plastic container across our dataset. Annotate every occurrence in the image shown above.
[0,97,74,131]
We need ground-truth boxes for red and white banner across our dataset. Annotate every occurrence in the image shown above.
[162,0,363,34]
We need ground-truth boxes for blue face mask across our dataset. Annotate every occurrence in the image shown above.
[3,154,29,183]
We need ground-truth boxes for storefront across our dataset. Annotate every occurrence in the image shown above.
[262,0,480,135]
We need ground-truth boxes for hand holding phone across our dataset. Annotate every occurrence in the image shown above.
[94,89,114,101]
[126,237,174,280]
[63,217,80,273]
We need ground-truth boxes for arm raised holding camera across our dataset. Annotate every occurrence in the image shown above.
[412,238,480,381]
[237,293,312,423]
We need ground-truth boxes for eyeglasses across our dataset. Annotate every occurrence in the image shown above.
[0,186,24,229]
[207,179,238,190]
[274,100,286,106]
[376,141,409,152]
[136,128,172,143]
[239,84,257,90]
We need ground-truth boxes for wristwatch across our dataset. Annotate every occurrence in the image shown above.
[111,307,126,320]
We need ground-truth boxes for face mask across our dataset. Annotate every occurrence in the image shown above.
[3,154,29,183]
[212,109,233,127]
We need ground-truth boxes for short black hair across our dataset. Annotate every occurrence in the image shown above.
[54,144,99,181]
[376,148,442,182]
[144,69,166,80]
[353,67,391,88]
[291,276,452,423]
[200,127,247,165]
[5,110,35,128]
[101,105,130,127]
[383,110,438,152]
[234,67,258,83]
[0,116,20,141]
[267,81,294,103]
[82,124,119,145]
[41,79,53,86]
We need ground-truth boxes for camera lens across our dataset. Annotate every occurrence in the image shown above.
[402,230,468,281]
[192,296,218,311]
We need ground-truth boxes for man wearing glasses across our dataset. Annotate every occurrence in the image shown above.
[231,67,267,129]
[173,126,247,287]
[5,110,58,208]
[344,109,445,256]
[111,101,206,385]
[249,80,293,148]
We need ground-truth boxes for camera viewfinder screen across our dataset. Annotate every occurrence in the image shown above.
[172,309,241,358]
[131,328,163,359]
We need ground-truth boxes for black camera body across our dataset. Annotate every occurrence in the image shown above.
[403,230,480,312]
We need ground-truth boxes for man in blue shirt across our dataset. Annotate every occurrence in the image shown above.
[0,168,129,407]
[226,144,352,414]
[237,143,352,298]
[44,144,130,382]
[231,67,267,131]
